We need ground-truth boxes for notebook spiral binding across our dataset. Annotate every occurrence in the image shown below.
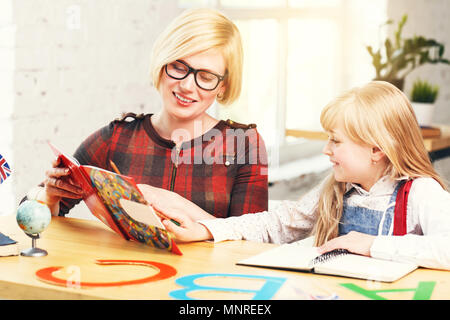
[309,249,350,267]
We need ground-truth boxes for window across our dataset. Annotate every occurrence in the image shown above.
[178,0,387,164]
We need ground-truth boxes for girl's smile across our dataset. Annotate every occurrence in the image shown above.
[329,158,339,167]
[322,127,388,191]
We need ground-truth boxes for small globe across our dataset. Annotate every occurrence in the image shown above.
[16,200,51,235]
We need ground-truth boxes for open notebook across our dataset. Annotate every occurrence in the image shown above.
[237,240,418,282]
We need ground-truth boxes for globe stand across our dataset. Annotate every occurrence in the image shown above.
[20,233,48,257]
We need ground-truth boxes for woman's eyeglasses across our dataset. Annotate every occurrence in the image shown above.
[165,60,226,91]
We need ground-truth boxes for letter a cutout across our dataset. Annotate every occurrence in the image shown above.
[340,281,436,300]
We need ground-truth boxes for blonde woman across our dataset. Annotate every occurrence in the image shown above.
[154,81,450,270]
[27,9,268,218]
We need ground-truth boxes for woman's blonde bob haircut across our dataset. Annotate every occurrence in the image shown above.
[312,81,447,246]
[149,8,243,106]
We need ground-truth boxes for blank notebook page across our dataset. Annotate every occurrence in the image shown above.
[315,254,417,282]
[239,244,320,270]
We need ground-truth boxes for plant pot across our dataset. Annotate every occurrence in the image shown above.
[374,78,405,91]
[411,102,435,127]
[389,79,405,91]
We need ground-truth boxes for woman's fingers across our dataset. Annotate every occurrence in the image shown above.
[45,184,83,199]
[51,156,61,168]
[46,167,70,178]
[45,175,83,195]
[45,163,84,199]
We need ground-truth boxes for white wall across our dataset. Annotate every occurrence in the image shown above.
[0,1,16,215]
[388,0,450,124]
[2,0,182,218]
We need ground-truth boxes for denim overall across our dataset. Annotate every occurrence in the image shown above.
[338,182,403,236]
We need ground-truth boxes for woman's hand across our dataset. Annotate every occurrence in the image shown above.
[137,184,214,221]
[318,231,375,257]
[42,157,84,213]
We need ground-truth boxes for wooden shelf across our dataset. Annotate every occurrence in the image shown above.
[286,125,450,153]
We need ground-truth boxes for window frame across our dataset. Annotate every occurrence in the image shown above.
[217,1,346,166]
[178,0,351,166]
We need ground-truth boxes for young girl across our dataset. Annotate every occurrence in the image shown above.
[150,81,450,270]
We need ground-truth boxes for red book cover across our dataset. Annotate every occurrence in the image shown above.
[48,142,182,255]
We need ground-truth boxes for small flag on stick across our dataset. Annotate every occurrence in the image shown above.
[0,154,11,184]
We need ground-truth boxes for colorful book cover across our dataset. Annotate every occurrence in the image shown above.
[49,142,182,255]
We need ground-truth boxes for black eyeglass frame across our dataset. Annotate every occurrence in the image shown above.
[164,60,227,91]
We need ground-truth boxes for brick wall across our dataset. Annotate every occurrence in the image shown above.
[0,0,16,215]
[3,0,182,218]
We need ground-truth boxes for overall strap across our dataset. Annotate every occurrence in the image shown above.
[393,179,414,236]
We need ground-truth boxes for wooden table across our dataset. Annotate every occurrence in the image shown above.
[286,125,450,154]
[1,214,450,300]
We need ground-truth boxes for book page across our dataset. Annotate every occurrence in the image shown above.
[84,166,182,254]
[238,242,320,271]
[315,254,417,282]
[119,199,165,229]
[48,142,80,166]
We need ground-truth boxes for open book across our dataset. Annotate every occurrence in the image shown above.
[237,240,417,282]
[49,142,182,255]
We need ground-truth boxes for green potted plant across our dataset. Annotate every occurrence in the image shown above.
[410,79,439,127]
[367,14,449,91]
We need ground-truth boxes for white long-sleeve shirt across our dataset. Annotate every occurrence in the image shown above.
[199,176,450,270]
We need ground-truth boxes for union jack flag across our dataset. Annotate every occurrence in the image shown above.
[0,154,11,184]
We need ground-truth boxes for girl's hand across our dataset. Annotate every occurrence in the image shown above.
[137,184,214,221]
[151,201,213,242]
[318,231,375,257]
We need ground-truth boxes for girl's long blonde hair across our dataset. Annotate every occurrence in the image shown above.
[313,81,447,246]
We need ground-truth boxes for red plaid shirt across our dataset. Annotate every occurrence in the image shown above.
[60,113,268,218]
